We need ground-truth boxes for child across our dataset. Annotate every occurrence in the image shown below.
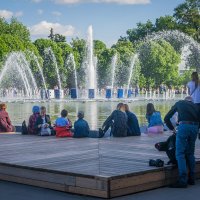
[54,109,73,137]
[73,111,89,138]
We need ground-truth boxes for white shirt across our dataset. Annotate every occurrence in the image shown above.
[187,81,200,103]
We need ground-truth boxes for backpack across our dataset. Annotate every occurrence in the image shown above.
[155,134,177,164]
[21,120,28,135]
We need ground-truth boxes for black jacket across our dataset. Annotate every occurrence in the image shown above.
[34,114,51,134]
[103,110,127,137]
[126,111,141,136]
[164,100,200,130]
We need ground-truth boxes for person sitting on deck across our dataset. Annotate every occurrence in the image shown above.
[124,104,141,136]
[54,109,73,137]
[146,103,164,134]
[99,103,127,137]
[73,111,90,138]
[35,106,54,136]
[28,106,40,135]
[0,103,15,132]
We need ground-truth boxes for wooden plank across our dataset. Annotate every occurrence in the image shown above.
[110,180,165,198]
[68,185,108,198]
[110,170,165,190]
[0,165,76,186]
[76,177,108,191]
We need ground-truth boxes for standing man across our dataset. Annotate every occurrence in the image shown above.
[164,96,199,188]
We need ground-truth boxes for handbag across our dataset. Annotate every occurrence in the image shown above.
[40,125,51,136]
[22,120,28,135]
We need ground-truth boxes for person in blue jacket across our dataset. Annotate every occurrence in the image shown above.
[73,111,90,138]
[146,103,164,133]
[124,104,141,136]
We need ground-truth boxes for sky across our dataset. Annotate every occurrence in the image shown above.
[0,0,186,46]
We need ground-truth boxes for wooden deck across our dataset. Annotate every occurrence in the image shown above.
[0,133,200,198]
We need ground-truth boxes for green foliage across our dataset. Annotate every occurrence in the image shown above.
[155,16,177,31]
[48,28,66,42]
[139,40,181,88]
[126,20,155,43]
[0,17,30,42]
[174,0,200,42]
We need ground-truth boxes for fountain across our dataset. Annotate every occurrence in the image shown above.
[127,54,138,97]
[44,47,62,90]
[44,47,64,99]
[145,30,200,70]
[66,53,78,98]
[27,51,49,98]
[85,25,97,98]
[0,52,38,98]
[111,54,117,90]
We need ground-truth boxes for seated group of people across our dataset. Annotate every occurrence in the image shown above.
[27,105,89,137]
[0,102,165,137]
[99,102,164,137]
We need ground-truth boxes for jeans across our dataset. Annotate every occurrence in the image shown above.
[176,124,198,184]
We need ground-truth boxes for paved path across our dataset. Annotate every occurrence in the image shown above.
[1,180,200,200]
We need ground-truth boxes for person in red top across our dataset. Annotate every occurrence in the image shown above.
[0,103,15,132]
[54,109,73,137]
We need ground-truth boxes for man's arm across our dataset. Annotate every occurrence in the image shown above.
[164,104,177,131]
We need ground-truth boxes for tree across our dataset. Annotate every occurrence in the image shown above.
[54,34,66,43]
[174,0,200,42]
[0,17,30,42]
[126,20,155,43]
[48,28,66,42]
[155,16,177,31]
[138,40,181,89]
[48,28,54,41]
[94,40,107,56]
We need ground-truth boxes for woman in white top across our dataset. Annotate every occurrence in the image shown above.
[187,72,200,107]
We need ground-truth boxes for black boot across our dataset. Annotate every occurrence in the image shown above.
[98,128,105,138]
[170,181,187,188]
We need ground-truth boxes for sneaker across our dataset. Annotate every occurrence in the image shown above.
[170,181,187,188]
[98,128,105,138]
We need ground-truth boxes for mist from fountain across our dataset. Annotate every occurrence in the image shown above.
[86,25,97,90]
[44,47,62,90]
[0,52,38,98]
[111,54,117,90]
[127,54,138,96]
[145,30,200,70]
[27,51,48,96]
[66,53,78,97]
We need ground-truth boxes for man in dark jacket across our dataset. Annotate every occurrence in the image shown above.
[100,103,127,137]
[124,104,141,136]
[164,96,200,188]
